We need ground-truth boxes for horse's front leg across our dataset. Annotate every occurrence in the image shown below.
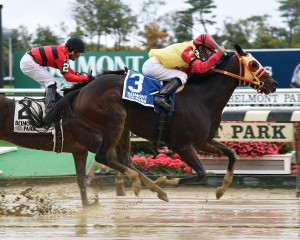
[196,140,237,199]
[155,144,206,186]
[72,151,90,207]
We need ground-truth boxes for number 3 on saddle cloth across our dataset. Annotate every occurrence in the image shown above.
[122,70,176,115]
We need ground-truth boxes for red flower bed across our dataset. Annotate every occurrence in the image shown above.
[97,143,296,176]
[221,141,286,157]
[131,147,192,175]
[196,141,294,157]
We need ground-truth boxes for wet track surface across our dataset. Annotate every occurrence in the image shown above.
[0,184,299,239]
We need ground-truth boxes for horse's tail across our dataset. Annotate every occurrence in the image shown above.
[43,89,80,126]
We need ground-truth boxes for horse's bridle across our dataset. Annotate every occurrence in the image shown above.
[211,51,266,93]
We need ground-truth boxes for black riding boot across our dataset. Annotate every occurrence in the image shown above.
[154,78,182,112]
[45,83,57,115]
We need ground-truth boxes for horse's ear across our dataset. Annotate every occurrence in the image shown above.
[234,44,247,56]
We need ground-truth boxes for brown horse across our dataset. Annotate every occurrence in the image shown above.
[17,94,169,202]
[0,95,108,207]
[0,94,148,206]
[24,44,278,199]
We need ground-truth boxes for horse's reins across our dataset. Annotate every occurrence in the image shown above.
[211,51,266,93]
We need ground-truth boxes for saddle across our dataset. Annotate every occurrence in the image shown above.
[122,70,185,147]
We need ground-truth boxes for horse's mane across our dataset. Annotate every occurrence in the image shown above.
[62,69,128,95]
[102,69,127,75]
[62,82,88,95]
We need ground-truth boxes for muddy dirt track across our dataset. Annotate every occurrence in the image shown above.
[0,179,299,239]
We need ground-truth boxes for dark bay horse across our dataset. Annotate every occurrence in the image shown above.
[0,95,107,207]
[16,94,168,202]
[25,44,278,199]
[0,95,152,206]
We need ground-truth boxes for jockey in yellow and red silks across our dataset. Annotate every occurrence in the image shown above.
[142,33,226,112]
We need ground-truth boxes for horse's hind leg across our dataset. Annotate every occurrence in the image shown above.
[115,129,168,201]
[94,124,142,197]
[196,140,237,199]
[155,144,206,186]
[131,165,169,202]
[80,103,141,196]
[95,145,141,197]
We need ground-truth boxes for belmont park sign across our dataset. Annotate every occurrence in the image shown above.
[130,122,294,142]
[228,88,300,105]
[214,122,294,142]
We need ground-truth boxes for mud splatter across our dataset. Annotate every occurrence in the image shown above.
[0,187,77,216]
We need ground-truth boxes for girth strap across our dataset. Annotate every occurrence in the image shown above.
[157,110,168,148]
[53,123,63,153]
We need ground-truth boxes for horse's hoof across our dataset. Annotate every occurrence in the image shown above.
[157,191,169,202]
[82,200,99,209]
[155,176,167,185]
[124,169,142,196]
[216,187,225,199]
[132,180,142,196]
[133,188,141,197]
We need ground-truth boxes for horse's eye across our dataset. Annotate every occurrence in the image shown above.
[248,61,259,71]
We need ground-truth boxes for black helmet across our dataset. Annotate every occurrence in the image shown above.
[66,37,85,53]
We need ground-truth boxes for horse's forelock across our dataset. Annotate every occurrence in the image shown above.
[234,44,247,56]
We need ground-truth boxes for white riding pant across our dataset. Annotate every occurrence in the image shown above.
[20,53,57,88]
[142,56,188,84]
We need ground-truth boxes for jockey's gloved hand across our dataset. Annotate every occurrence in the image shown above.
[87,70,95,82]
[88,75,95,81]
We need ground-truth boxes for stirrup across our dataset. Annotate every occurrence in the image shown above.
[154,97,174,112]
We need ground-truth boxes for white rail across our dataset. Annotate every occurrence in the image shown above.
[0,89,45,100]
[0,88,45,93]
[1,88,300,106]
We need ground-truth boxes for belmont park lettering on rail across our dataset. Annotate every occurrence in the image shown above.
[229,92,300,104]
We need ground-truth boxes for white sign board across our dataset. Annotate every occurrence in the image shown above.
[215,122,294,142]
[228,88,300,105]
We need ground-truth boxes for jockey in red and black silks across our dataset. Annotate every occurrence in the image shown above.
[28,45,90,83]
[20,37,95,114]
[142,33,226,112]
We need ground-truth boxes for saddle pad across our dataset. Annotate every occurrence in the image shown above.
[14,100,51,133]
[14,99,64,152]
[122,70,175,111]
